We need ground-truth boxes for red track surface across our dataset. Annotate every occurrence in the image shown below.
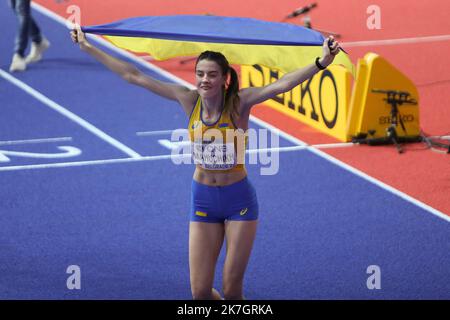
[35,0,450,214]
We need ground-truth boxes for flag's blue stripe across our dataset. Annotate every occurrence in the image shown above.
[82,15,324,46]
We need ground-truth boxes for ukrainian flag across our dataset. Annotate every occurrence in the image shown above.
[82,15,354,75]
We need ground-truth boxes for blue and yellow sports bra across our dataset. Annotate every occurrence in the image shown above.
[188,94,246,172]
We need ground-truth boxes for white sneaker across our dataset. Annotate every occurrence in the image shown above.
[9,54,27,72]
[25,37,50,64]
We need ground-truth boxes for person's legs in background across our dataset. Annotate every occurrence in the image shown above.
[25,13,50,64]
[9,0,28,71]
[9,0,50,72]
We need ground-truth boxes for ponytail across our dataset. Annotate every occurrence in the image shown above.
[224,66,240,118]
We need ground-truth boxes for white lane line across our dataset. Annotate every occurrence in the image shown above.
[247,143,355,153]
[30,3,450,222]
[136,130,176,136]
[0,155,165,172]
[0,137,72,146]
[267,127,450,223]
[430,135,450,140]
[0,69,142,159]
[157,138,355,151]
[157,139,187,150]
[252,119,450,222]
[0,143,344,172]
[0,146,82,162]
[342,34,450,47]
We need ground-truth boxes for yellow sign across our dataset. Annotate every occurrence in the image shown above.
[346,53,420,140]
[241,64,353,142]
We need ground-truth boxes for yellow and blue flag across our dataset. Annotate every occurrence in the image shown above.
[82,15,354,75]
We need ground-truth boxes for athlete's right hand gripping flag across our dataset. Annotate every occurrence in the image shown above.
[82,15,354,75]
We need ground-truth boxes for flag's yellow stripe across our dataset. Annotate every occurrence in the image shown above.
[104,36,354,76]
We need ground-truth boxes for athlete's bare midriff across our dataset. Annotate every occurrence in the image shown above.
[193,166,247,186]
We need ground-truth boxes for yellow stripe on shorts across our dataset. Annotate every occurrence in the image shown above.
[195,211,208,217]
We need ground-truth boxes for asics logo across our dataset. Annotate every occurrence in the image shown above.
[240,208,248,216]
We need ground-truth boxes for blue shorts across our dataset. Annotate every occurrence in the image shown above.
[190,177,259,223]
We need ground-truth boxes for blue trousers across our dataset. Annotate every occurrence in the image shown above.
[10,0,42,57]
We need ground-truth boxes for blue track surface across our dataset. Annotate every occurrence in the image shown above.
[0,2,449,299]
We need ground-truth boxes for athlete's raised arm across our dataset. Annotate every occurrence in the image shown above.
[239,36,340,110]
[70,25,196,114]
